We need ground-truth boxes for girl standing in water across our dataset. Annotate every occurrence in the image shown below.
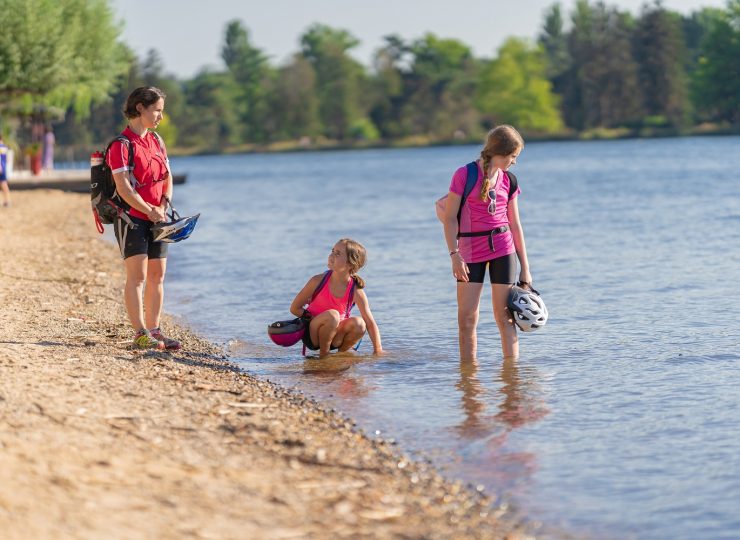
[442,125,533,360]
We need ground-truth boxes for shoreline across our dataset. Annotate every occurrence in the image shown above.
[0,191,529,538]
[33,127,739,165]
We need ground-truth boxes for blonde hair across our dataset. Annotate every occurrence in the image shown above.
[339,238,367,289]
[478,125,524,201]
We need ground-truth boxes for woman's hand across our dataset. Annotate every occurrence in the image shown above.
[452,252,469,282]
[147,205,166,223]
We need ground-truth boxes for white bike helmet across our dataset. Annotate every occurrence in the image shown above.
[507,284,548,332]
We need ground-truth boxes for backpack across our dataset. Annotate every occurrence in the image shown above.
[90,135,134,234]
[90,131,166,234]
[435,161,518,226]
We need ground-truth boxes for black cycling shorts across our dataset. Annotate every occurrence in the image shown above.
[114,215,168,260]
[459,252,517,284]
[302,317,340,351]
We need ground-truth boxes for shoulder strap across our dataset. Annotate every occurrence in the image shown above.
[346,278,357,317]
[506,170,518,198]
[104,135,134,169]
[150,131,165,153]
[457,161,479,224]
[310,271,331,302]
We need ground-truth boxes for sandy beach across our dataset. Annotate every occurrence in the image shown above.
[0,191,528,539]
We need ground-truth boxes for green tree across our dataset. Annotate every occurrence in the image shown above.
[300,24,366,140]
[634,3,690,127]
[401,33,480,139]
[691,2,740,123]
[368,35,409,138]
[180,69,241,151]
[221,20,271,142]
[0,0,127,118]
[566,0,641,129]
[539,3,572,97]
[268,55,322,140]
[476,38,564,133]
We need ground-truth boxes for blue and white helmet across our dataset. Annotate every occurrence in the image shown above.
[151,208,200,243]
[507,285,548,332]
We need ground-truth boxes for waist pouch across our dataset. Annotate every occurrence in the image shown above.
[457,225,510,252]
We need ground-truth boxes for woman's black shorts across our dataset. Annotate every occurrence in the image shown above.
[114,215,168,260]
[459,252,517,284]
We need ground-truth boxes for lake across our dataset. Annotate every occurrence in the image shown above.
[162,136,740,539]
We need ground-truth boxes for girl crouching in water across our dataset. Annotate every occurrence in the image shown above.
[290,238,383,358]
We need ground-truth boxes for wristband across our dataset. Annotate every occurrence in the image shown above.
[449,249,459,257]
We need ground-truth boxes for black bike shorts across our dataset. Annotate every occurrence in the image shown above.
[114,215,168,260]
[459,252,517,284]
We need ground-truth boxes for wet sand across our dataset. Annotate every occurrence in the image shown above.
[0,191,528,539]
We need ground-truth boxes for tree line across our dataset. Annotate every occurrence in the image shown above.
[1,0,738,158]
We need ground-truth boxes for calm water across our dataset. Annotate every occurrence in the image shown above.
[162,137,740,539]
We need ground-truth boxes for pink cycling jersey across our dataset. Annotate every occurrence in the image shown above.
[449,161,520,263]
[306,275,354,319]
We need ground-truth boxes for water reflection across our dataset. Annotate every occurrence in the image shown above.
[496,357,549,428]
[456,358,549,438]
[301,353,375,400]
[455,359,492,439]
[455,357,550,493]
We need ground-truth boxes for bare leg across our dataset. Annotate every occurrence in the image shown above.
[0,182,10,205]
[457,282,484,361]
[333,317,366,351]
[309,310,341,358]
[123,255,148,331]
[492,284,518,359]
[144,257,167,329]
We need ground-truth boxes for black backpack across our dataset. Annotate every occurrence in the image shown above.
[91,135,134,233]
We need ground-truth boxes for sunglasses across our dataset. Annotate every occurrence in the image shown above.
[487,172,501,215]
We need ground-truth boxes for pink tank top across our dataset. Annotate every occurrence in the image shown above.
[306,274,354,320]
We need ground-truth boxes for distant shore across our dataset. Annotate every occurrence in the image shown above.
[165,122,740,157]
[0,191,529,539]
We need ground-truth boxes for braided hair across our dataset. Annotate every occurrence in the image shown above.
[478,125,524,201]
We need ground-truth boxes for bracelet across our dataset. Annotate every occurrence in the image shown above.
[449,249,459,257]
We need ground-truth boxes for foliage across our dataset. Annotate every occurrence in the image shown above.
[300,24,364,140]
[634,3,690,127]
[476,38,564,133]
[0,0,127,118]
[45,0,740,156]
[691,1,740,123]
[222,20,272,142]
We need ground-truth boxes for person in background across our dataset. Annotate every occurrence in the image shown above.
[42,127,55,171]
[442,125,533,360]
[107,86,180,351]
[0,135,11,207]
